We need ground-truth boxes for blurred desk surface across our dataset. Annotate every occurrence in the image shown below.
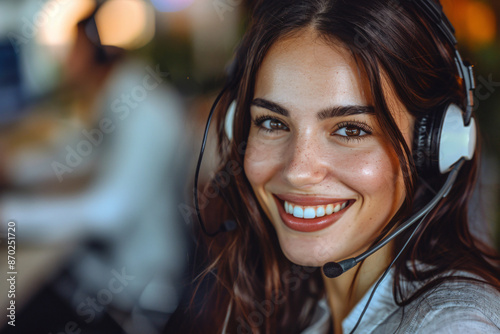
[0,241,76,327]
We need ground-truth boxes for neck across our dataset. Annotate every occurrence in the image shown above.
[322,240,394,333]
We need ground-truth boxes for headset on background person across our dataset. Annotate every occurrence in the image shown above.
[193,0,477,331]
[80,0,124,65]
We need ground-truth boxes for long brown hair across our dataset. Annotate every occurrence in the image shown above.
[168,1,500,333]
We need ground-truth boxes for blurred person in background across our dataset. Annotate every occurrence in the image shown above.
[0,1,189,333]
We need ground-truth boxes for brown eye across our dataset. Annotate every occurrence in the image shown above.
[269,120,287,130]
[258,118,289,132]
[333,122,370,140]
[345,126,361,136]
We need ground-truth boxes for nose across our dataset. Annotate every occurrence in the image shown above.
[283,134,328,188]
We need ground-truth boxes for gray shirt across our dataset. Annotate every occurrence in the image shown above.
[303,268,500,333]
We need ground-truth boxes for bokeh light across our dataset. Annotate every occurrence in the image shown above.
[442,0,497,49]
[96,0,155,49]
[37,0,95,47]
[464,1,496,48]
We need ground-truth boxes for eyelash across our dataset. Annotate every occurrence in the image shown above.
[252,116,373,141]
[253,115,289,134]
[332,121,373,142]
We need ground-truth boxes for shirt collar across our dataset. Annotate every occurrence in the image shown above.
[342,267,399,333]
[300,267,398,334]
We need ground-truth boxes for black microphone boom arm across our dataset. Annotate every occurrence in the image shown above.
[323,158,464,278]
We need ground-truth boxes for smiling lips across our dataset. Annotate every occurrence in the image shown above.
[274,194,352,232]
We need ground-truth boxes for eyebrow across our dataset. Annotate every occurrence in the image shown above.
[317,105,375,120]
[251,98,375,120]
[251,98,289,116]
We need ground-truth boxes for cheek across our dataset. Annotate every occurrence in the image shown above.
[243,132,282,188]
[340,143,405,217]
[356,155,399,191]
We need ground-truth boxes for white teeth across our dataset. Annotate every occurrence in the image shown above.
[304,207,315,219]
[316,206,325,217]
[293,206,304,218]
[283,200,349,219]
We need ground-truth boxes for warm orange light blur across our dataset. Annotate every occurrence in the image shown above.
[464,1,496,47]
[95,0,155,50]
[442,0,496,49]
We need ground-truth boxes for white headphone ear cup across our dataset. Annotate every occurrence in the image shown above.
[224,100,237,140]
[438,104,477,173]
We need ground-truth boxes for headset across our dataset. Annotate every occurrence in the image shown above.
[79,0,125,65]
[194,0,477,331]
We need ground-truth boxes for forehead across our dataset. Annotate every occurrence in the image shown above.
[254,28,372,108]
[252,28,414,137]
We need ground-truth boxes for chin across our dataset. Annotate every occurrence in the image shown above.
[282,250,329,267]
[277,235,339,267]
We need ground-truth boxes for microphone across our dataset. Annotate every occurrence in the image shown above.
[323,159,464,278]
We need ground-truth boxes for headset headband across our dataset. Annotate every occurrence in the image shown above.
[408,0,476,125]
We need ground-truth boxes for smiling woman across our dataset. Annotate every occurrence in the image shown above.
[165,1,500,333]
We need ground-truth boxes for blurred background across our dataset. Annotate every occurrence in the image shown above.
[0,0,498,333]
